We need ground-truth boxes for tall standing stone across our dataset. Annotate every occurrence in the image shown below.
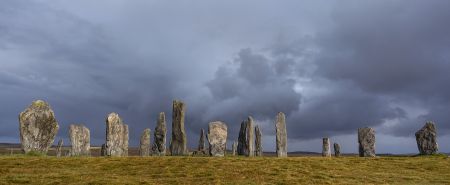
[237,116,255,157]
[198,129,206,154]
[232,141,238,156]
[358,127,376,157]
[322,138,331,157]
[105,113,129,157]
[415,121,438,155]
[152,112,167,156]
[334,143,341,157]
[255,125,263,157]
[100,144,106,156]
[208,121,228,157]
[69,124,90,156]
[139,128,151,156]
[19,100,59,154]
[275,112,287,157]
[170,100,188,155]
[56,139,63,157]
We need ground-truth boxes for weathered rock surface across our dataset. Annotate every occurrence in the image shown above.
[152,112,167,156]
[139,128,151,156]
[105,113,129,157]
[255,125,263,157]
[101,144,106,156]
[334,143,341,157]
[275,112,287,157]
[237,116,255,157]
[322,138,331,157]
[415,121,438,155]
[358,127,376,157]
[208,121,228,157]
[170,100,188,155]
[232,141,238,156]
[56,139,63,157]
[69,124,90,156]
[198,129,206,153]
[19,100,59,154]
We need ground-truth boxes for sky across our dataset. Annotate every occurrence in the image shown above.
[1,0,450,154]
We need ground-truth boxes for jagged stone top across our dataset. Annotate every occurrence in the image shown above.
[417,121,436,133]
[107,112,125,125]
[21,100,54,115]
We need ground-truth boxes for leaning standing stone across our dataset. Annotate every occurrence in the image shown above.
[237,116,255,157]
[19,100,59,154]
[322,138,331,157]
[69,124,90,156]
[255,125,263,156]
[139,128,151,156]
[415,121,438,155]
[334,143,341,157]
[105,113,129,157]
[208,121,228,157]
[198,129,206,154]
[152,112,167,156]
[275,112,287,157]
[232,141,238,156]
[56,139,63,157]
[170,100,188,155]
[358,127,376,157]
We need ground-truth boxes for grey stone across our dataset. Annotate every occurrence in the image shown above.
[322,138,331,157]
[198,129,206,154]
[232,141,238,156]
[275,112,287,157]
[334,143,341,157]
[69,124,90,156]
[170,100,188,155]
[152,112,167,156]
[358,127,376,157]
[255,125,263,157]
[139,128,151,156]
[237,116,255,157]
[100,144,106,156]
[56,139,63,157]
[19,100,59,154]
[208,121,228,157]
[105,113,129,157]
[415,121,438,155]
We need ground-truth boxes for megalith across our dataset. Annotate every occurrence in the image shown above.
[105,113,129,157]
[232,141,238,156]
[139,128,151,156]
[358,127,376,157]
[100,144,106,156]
[69,124,90,156]
[255,125,263,157]
[237,116,255,157]
[415,121,438,155]
[152,112,167,156]
[198,129,206,154]
[322,138,331,157]
[275,112,287,157]
[170,100,188,155]
[19,100,59,154]
[56,139,63,157]
[207,121,228,157]
[334,143,341,157]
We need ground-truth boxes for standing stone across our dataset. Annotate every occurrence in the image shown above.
[170,100,188,155]
[358,127,376,157]
[255,125,263,157]
[56,139,63,157]
[322,138,331,157]
[415,121,438,155]
[152,112,167,156]
[69,124,90,156]
[105,113,129,157]
[208,121,228,157]
[237,116,255,157]
[19,100,59,154]
[275,112,287,157]
[100,144,106,156]
[139,128,151,156]
[232,141,238,156]
[334,143,341,157]
[198,129,206,154]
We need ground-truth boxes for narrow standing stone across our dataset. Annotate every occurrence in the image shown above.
[198,129,206,154]
[152,112,167,156]
[208,121,228,157]
[232,141,238,156]
[69,124,90,156]
[56,139,63,157]
[415,121,438,155]
[334,143,341,157]
[170,100,188,155]
[358,127,376,157]
[275,112,287,157]
[237,116,255,157]
[100,144,106,156]
[139,128,151,156]
[255,125,263,157]
[322,138,331,157]
[105,113,129,157]
[19,100,59,154]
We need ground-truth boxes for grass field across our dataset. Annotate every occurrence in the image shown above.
[0,155,449,184]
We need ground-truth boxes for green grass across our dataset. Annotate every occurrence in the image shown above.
[0,156,449,184]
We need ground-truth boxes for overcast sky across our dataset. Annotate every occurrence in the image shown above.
[1,0,450,154]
